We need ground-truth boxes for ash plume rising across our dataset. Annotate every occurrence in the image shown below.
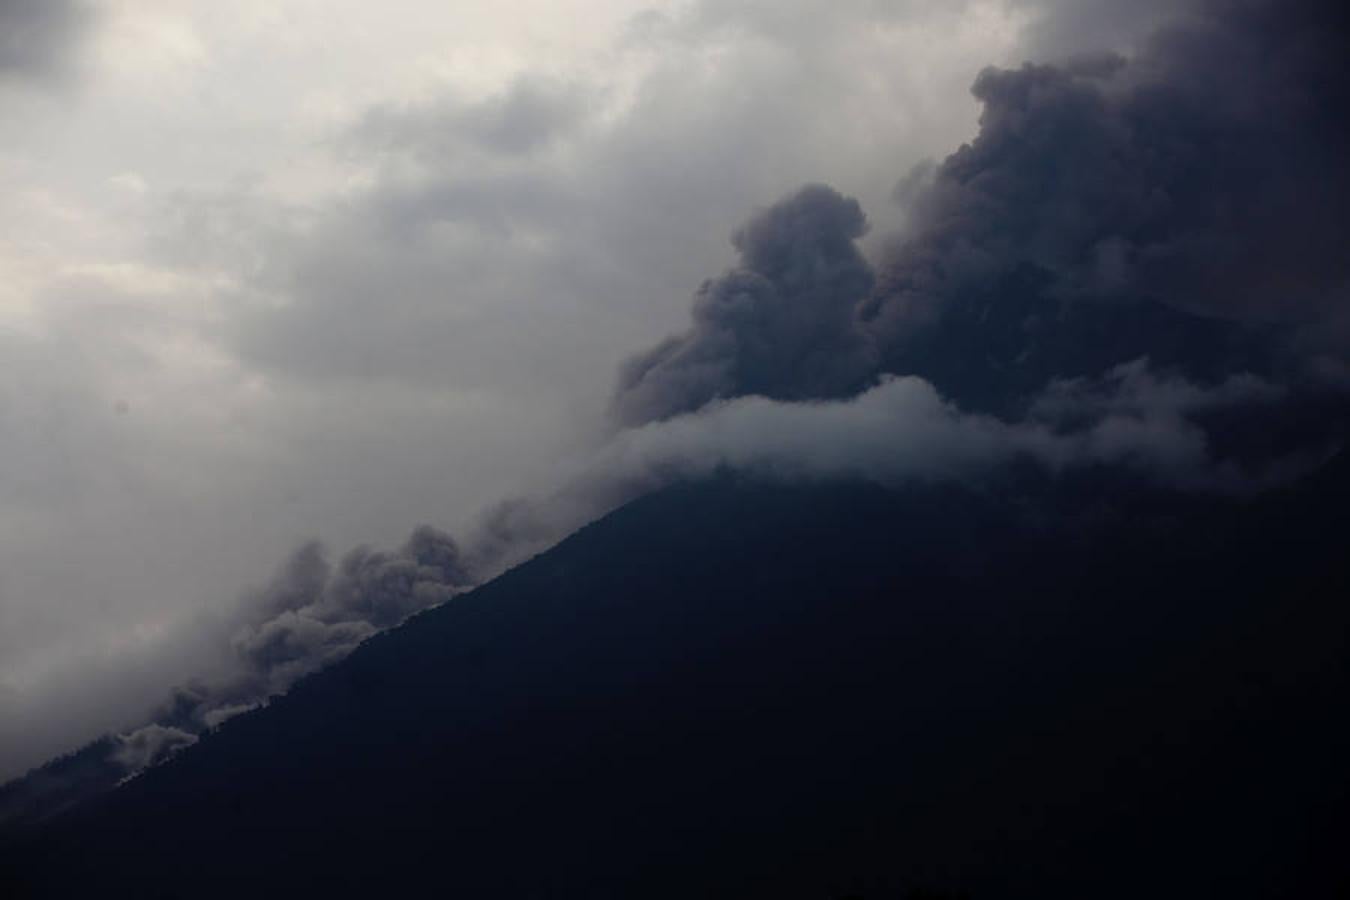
[0,526,475,827]
[478,0,1350,580]
[615,0,1350,471]
[861,0,1350,415]
[612,184,877,426]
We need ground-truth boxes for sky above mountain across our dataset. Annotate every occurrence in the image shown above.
[2,0,1346,783]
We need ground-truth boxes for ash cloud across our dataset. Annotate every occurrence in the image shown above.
[524,0,1350,569]
[613,184,876,425]
[161,524,473,734]
[615,0,1350,474]
[864,0,1350,409]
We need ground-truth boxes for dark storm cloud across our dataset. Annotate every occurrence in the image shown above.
[613,184,877,425]
[0,0,93,83]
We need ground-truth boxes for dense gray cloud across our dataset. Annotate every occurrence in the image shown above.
[613,185,876,424]
[0,0,92,84]
[865,0,1350,409]
[615,0,1350,465]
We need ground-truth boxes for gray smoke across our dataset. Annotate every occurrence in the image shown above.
[864,0,1350,407]
[146,525,474,737]
[614,0,1349,476]
[613,184,877,425]
[111,725,197,775]
[0,525,476,822]
[518,0,1350,576]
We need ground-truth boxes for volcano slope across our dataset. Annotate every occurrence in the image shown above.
[3,458,1348,898]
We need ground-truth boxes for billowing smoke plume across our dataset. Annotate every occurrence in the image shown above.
[499,0,1350,575]
[616,0,1350,460]
[141,525,473,737]
[613,184,876,425]
[863,0,1350,412]
[0,526,475,825]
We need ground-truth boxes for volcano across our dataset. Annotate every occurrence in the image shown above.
[3,456,1347,898]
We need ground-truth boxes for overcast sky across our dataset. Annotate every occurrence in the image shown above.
[0,0,1196,778]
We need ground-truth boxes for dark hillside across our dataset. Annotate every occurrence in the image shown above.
[4,461,1348,898]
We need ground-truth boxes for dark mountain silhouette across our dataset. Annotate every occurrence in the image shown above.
[0,739,123,832]
[2,457,1348,898]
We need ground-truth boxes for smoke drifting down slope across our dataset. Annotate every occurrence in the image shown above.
[0,527,475,825]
